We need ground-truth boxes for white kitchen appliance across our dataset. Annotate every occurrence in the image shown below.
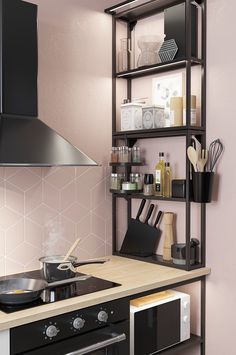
[130,290,190,355]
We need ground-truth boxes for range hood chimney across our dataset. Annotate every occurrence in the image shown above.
[0,0,97,166]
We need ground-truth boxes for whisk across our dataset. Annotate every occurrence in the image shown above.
[207,139,223,172]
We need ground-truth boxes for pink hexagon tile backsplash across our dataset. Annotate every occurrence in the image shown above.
[0,166,111,276]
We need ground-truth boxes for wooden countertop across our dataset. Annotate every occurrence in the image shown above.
[0,256,210,331]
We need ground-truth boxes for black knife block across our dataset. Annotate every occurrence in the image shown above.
[120,219,161,257]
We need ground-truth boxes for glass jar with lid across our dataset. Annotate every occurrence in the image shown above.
[130,173,136,184]
[134,173,143,190]
[132,146,141,163]
[110,147,119,163]
[120,146,130,163]
[110,173,122,190]
[130,173,143,190]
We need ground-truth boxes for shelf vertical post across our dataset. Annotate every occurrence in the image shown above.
[201,0,207,131]
[201,277,206,355]
[185,132,191,271]
[185,0,192,130]
[185,0,192,270]
[112,195,117,253]
[112,17,117,254]
[200,0,207,267]
[112,16,117,137]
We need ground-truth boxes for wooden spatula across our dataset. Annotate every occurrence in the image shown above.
[187,146,198,172]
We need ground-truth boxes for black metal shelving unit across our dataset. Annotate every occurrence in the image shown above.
[105,1,207,353]
[106,0,207,271]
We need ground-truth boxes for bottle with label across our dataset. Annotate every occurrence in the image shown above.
[164,162,172,198]
[154,152,165,196]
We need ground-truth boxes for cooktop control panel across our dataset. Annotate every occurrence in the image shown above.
[10,298,129,354]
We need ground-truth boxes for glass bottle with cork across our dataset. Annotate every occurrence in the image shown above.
[154,152,165,196]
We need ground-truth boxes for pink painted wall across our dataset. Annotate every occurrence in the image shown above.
[206,0,235,354]
[0,0,233,353]
[0,0,114,275]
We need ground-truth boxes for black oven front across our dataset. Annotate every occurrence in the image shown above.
[10,299,129,355]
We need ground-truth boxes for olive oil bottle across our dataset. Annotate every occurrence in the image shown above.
[164,162,172,198]
[154,152,165,196]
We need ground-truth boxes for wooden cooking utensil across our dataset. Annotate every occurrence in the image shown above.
[197,149,208,172]
[63,237,81,262]
[187,146,198,172]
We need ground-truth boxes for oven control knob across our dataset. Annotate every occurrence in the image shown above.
[46,325,59,338]
[97,310,108,323]
[73,317,85,330]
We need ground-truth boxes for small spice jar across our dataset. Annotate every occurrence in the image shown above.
[110,147,118,163]
[143,174,154,196]
[134,173,143,190]
[117,147,121,162]
[130,173,136,184]
[110,173,124,190]
[132,146,141,163]
[120,146,130,163]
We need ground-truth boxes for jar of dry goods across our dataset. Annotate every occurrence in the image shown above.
[134,173,143,190]
[120,146,130,163]
[132,146,141,163]
[110,147,119,163]
[110,173,123,190]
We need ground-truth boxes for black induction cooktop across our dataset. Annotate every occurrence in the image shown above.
[0,270,120,314]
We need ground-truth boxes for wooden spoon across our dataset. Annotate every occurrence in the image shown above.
[187,146,198,172]
[63,237,81,262]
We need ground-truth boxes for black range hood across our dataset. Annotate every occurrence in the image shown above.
[0,0,97,166]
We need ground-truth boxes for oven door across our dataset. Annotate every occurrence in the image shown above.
[22,321,129,355]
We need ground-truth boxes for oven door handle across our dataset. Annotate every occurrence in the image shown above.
[65,332,127,355]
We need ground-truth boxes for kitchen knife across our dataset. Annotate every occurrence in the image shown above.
[135,199,146,221]
[153,210,163,228]
[144,204,155,224]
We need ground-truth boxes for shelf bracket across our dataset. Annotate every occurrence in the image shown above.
[128,20,137,32]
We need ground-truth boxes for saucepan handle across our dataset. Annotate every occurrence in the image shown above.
[72,259,109,268]
[57,263,72,271]
[57,259,109,272]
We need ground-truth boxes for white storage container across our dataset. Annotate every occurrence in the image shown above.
[120,103,143,131]
[142,105,165,129]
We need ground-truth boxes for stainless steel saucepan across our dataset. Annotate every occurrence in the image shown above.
[39,255,109,282]
[0,275,91,305]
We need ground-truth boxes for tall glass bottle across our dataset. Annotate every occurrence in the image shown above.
[164,162,172,198]
[154,152,165,196]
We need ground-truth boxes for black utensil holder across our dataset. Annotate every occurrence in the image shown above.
[192,172,214,203]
